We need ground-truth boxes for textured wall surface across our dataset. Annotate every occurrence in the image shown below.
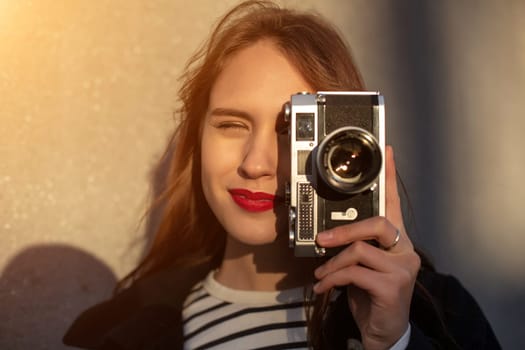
[1,1,524,349]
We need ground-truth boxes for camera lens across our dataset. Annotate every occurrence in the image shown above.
[317,127,382,194]
[328,141,371,180]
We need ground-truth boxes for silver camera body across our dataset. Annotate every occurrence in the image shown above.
[286,91,386,257]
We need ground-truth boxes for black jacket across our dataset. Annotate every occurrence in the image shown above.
[63,264,501,349]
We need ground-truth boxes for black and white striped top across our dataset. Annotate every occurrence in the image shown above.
[182,272,310,350]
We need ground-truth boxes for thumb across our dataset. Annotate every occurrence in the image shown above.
[385,145,405,231]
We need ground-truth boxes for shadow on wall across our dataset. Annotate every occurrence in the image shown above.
[0,244,116,350]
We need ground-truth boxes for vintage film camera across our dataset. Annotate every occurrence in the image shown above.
[285,91,385,257]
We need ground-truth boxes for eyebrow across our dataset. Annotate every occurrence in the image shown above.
[208,107,252,120]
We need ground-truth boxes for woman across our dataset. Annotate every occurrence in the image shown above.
[64,1,500,349]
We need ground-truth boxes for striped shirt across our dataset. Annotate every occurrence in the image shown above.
[182,272,411,350]
[182,272,310,349]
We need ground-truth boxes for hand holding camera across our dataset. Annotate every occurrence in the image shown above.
[285,92,420,348]
[314,146,421,350]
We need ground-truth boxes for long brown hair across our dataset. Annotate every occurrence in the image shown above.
[119,1,365,347]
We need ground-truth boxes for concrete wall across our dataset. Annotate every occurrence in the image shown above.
[1,1,523,348]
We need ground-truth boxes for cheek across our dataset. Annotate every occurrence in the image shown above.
[200,135,220,195]
[200,130,242,189]
[200,129,216,195]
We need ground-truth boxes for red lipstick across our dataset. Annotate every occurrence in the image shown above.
[228,188,276,212]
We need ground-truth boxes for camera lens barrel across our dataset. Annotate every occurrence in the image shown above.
[316,127,382,194]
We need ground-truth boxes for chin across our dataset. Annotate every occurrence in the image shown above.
[233,229,279,246]
[224,220,281,246]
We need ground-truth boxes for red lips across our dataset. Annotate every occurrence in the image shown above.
[228,188,276,212]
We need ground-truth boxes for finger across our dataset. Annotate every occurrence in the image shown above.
[314,240,392,280]
[313,264,387,295]
[316,216,400,249]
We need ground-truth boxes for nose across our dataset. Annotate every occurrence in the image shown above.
[239,130,278,179]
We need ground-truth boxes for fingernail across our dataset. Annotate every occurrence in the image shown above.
[313,282,321,294]
[317,231,333,242]
[314,266,323,279]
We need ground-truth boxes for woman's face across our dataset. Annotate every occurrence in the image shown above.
[201,40,312,246]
